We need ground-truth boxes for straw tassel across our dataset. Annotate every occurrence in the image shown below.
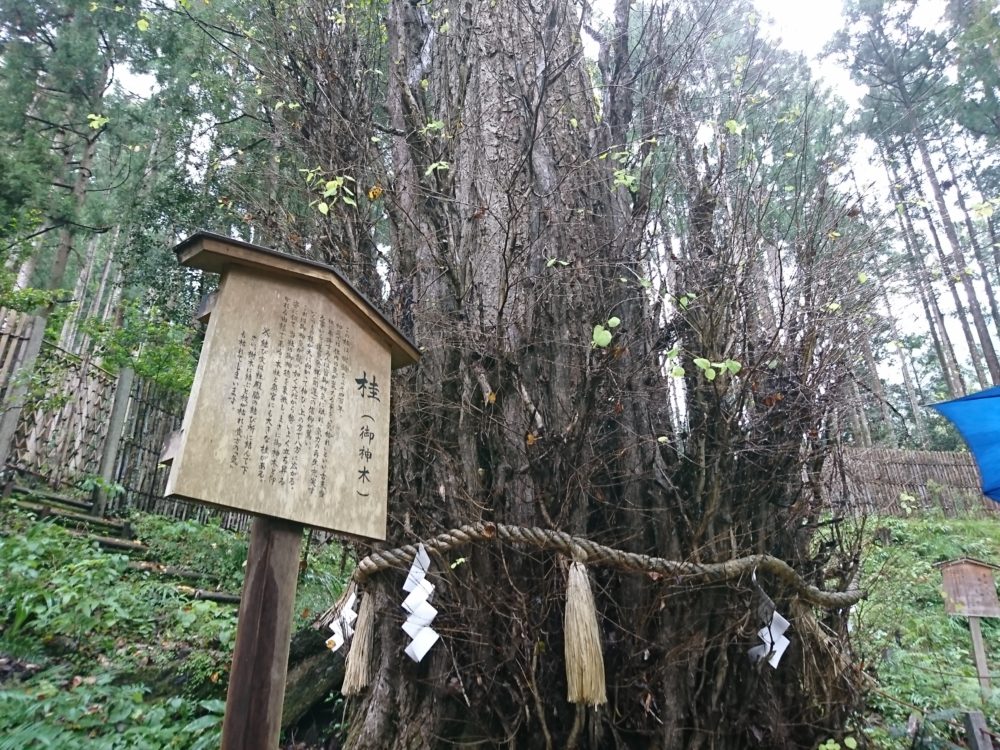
[564,559,607,706]
[342,590,375,696]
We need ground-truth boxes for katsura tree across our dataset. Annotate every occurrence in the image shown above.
[189,0,878,746]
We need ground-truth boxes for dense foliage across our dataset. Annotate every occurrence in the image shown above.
[0,507,348,749]
[2,0,1000,747]
[856,514,1000,747]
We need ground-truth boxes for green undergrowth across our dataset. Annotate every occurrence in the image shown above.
[853,514,1000,748]
[0,504,349,748]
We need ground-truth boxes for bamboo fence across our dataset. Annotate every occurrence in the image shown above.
[827,448,998,518]
[0,309,250,530]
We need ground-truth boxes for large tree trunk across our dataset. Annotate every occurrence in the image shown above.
[333,2,865,749]
[236,1,868,747]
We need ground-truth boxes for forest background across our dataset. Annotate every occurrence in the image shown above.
[2,0,1000,747]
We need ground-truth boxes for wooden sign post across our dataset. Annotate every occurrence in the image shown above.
[163,232,419,750]
[935,557,1000,703]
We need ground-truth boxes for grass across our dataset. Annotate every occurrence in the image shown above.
[2,501,997,749]
[852,514,1000,747]
[0,504,349,749]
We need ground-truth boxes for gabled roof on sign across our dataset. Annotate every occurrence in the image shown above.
[172,231,420,369]
[933,557,1000,571]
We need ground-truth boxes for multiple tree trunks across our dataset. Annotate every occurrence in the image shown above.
[238,0,874,747]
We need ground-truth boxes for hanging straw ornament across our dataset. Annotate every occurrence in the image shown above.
[563,551,607,706]
[341,589,376,695]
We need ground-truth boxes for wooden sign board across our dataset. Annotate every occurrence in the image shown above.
[937,558,1000,618]
[164,232,419,540]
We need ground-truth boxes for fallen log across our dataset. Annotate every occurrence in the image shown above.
[128,560,213,582]
[281,626,345,728]
[175,585,241,604]
[65,529,148,553]
[11,499,131,536]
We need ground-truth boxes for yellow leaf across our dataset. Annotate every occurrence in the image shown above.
[525,432,537,446]
[136,18,149,31]
[486,392,496,404]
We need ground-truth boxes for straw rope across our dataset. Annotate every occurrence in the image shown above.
[348,522,864,609]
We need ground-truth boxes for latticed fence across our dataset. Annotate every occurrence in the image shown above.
[0,309,34,398]
[0,309,250,530]
[12,344,116,485]
[827,448,998,518]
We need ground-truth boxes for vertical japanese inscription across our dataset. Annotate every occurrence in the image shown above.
[168,265,394,539]
[220,293,370,500]
[354,371,381,498]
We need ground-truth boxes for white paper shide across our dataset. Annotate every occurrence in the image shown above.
[325,589,359,653]
[402,544,440,662]
[748,609,790,668]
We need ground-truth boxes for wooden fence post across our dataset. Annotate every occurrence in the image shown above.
[0,315,46,473]
[964,711,992,750]
[92,366,135,517]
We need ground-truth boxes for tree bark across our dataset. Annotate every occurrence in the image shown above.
[910,124,1000,383]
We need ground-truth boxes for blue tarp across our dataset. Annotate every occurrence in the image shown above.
[930,385,1000,503]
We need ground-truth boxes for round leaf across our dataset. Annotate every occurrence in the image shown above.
[606,316,621,329]
[592,325,613,348]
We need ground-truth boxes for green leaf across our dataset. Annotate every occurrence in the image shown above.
[592,325,613,348]
[724,119,746,135]
[317,202,329,215]
[971,201,995,220]
[136,18,149,31]
[857,272,869,284]
[606,316,621,329]
[87,113,109,129]
[182,714,221,734]
[704,367,717,381]
[664,346,679,358]
[670,365,685,378]
[843,739,858,750]
[826,302,841,312]
[657,436,669,444]
[546,258,570,268]
[569,117,578,128]
[692,357,711,370]
[724,359,741,375]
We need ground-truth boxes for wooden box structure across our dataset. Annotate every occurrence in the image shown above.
[164,232,419,540]
[936,558,1000,618]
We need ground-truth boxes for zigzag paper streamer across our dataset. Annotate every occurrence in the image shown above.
[401,543,439,662]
